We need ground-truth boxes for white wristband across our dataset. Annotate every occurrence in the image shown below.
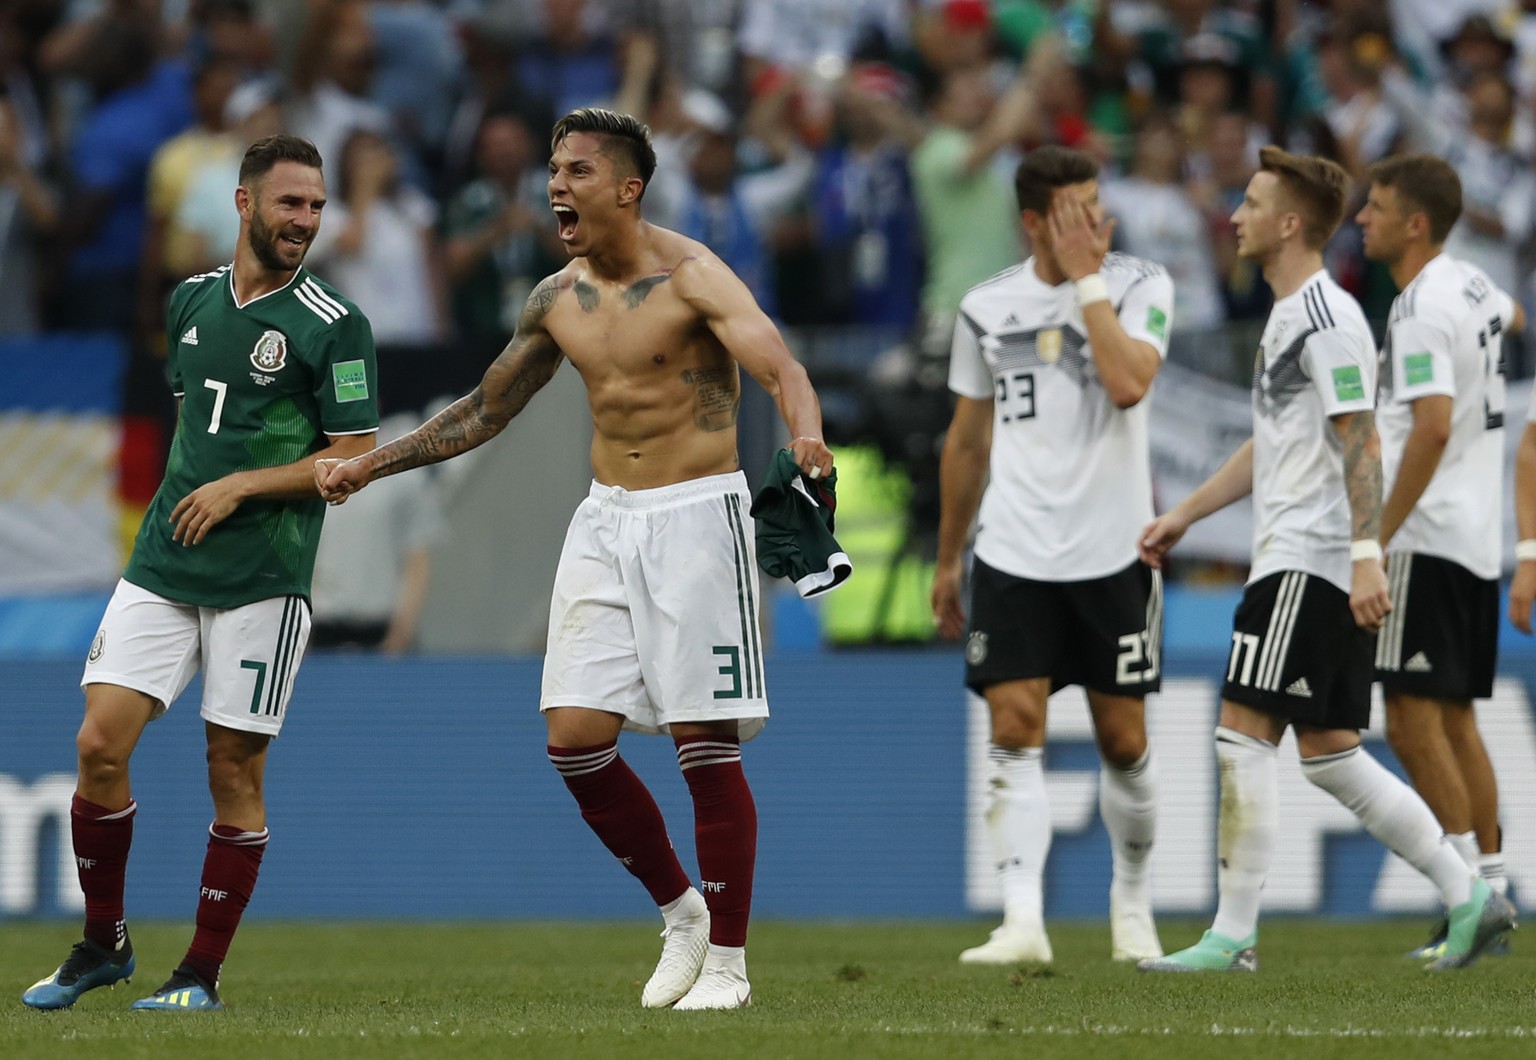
[1074,273,1109,306]
[1350,539,1383,563]
[1517,540,1536,562]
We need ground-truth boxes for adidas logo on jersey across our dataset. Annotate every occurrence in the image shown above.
[1000,312,1021,328]
[1405,651,1433,673]
[1285,676,1313,698]
[181,326,198,345]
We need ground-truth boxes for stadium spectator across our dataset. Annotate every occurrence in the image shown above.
[316,106,835,1012]
[363,0,463,181]
[311,413,447,653]
[308,129,447,355]
[1102,115,1225,337]
[442,109,563,343]
[0,78,58,335]
[21,134,381,1014]
[438,22,551,196]
[139,58,244,344]
[1187,109,1268,322]
[174,80,287,278]
[673,88,814,316]
[910,64,1030,354]
[287,0,392,180]
[807,62,923,330]
[1113,0,1276,133]
[51,13,193,334]
[1384,62,1536,303]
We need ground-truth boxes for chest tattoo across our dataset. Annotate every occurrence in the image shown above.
[574,280,600,312]
[625,274,671,309]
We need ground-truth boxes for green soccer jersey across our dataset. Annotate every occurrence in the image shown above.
[123,265,379,608]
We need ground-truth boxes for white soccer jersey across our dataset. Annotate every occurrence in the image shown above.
[1249,270,1377,593]
[1377,254,1515,579]
[948,253,1174,580]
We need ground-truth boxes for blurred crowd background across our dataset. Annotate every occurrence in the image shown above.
[7,0,1536,645]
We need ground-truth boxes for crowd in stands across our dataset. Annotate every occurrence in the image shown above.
[5,0,1536,393]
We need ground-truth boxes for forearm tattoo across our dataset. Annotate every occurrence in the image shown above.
[1340,411,1383,541]
[683,366,739,432]
[369,276,565,477]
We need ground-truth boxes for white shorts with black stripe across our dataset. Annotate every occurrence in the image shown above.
[1221,570,1374,729]
[82,578,311,736]
[539,471,768,741]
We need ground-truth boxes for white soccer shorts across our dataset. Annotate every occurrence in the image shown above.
[540,471,769,740]
[82,579,312,736]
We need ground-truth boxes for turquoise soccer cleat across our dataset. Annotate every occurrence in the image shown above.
[131,967,224,1012]
[1137,930,1258,973]
[1427,879,1518,971]
[22,938,135,1010]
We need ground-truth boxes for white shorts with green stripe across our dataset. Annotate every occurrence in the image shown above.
[82,578,311,736]
[540,470,769,741]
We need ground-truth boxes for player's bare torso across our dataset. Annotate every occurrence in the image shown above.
[541,226,742,491]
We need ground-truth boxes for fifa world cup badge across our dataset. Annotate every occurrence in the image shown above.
[1037,327,1062,364]
[251,330,289,372]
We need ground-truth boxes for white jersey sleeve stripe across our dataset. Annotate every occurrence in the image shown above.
[302,278,349,317]
[293,283,340,323]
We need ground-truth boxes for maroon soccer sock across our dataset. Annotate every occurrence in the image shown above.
[548,742,692,906]
[181,824,267,986]
[675,735,757,948]
[72,795,137,951]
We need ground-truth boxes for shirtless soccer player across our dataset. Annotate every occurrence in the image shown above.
[316,108,834,1010]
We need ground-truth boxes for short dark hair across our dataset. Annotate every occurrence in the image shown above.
[1366,154,1462,244]
[239,134,323,187]
[1014,146,1100,215]
[1258,145,1349,249]
[551,107,657,198]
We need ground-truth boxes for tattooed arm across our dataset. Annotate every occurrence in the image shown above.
[1331,409,1392,631]
[317,275,567,502]
[673,255,833,479]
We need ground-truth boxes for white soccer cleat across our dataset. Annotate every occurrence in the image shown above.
[673,951,751,1010]
[640,889,710,1008]
[959,920,1053,965]
[1110,886,1162,961]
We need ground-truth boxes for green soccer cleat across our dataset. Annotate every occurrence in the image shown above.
[1137,930,1257,973]
[131,967,223,1011]
[1427,879,1518,971]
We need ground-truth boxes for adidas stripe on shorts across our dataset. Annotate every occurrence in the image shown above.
[82,579,311,736]
[539,471,769,740]
[1221,570,1373,728]
[1375,552,1498,700]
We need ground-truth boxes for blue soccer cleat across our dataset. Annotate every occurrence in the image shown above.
[22,937,136,1010]
[131,967,223,1012]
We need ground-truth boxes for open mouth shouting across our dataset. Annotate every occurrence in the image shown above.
[553,203,579,243]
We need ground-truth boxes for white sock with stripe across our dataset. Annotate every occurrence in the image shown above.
[1211,727,1277,943]
[1300,746,1473,908]
[1479,853,1509,897]
[1100,749,1156,904]
[985,745,1050,927]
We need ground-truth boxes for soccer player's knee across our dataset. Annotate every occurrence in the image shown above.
[1098,728,1148,769]
[75,721,130,781]
[204,750,262,804]
[1384,708,1432,757]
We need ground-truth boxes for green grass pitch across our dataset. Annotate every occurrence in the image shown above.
[2,919,1532,1059]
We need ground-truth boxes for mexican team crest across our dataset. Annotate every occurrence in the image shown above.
[1037,327,1062,364]
[251,330,289,372]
